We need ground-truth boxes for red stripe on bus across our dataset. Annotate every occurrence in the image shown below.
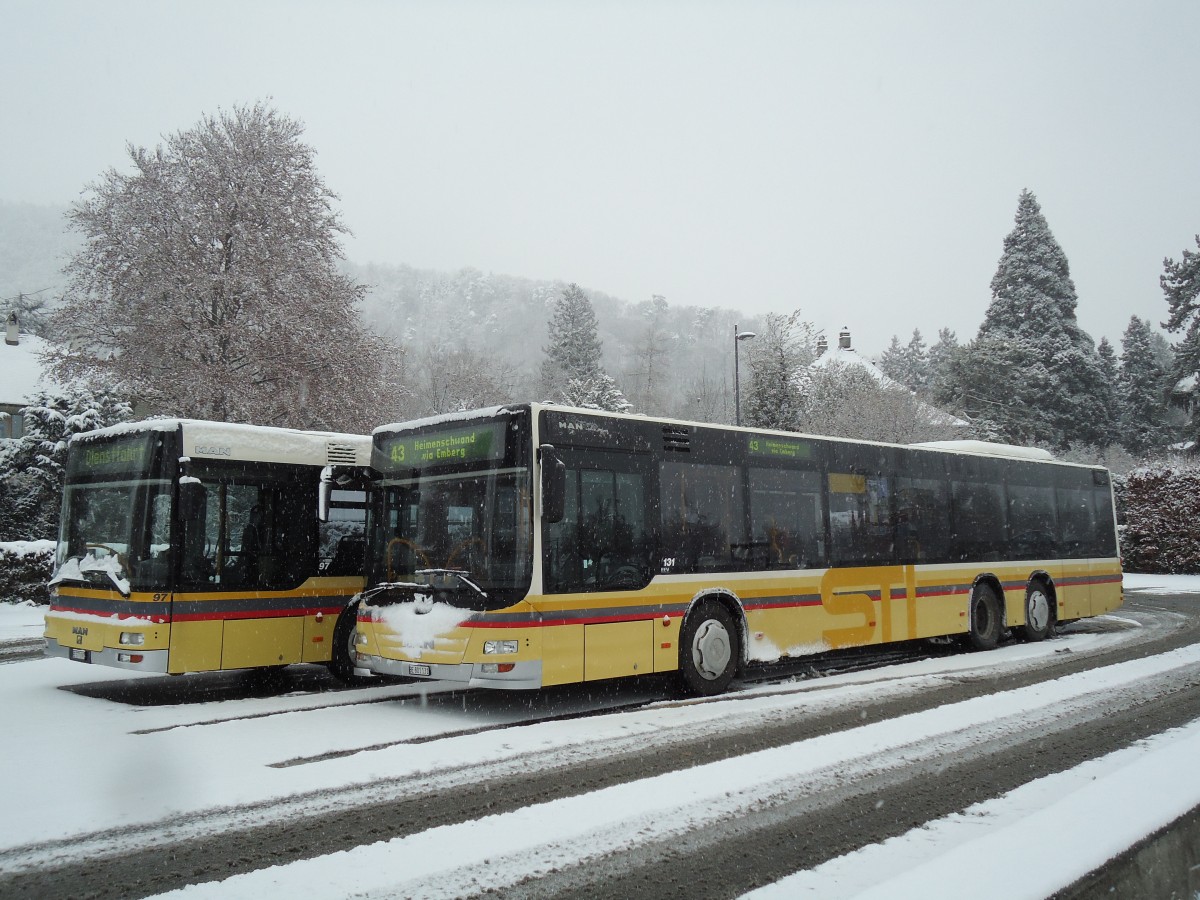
[48,605,169,624]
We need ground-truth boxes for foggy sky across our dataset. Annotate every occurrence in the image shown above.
[3,0,1198,354]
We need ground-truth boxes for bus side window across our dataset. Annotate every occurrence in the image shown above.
[660,461,747,573]
[1091,481,1117,557]
[544,459,653,593]
[828,472,893,566]
[747,467,824,570]
[1055,485,1095,558]
[894,476,951,564]
[951,480,1005,562]
[1006,482,1058,559]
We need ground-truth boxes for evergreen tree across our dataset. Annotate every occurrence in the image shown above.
[1118,316,1174,454]
[878,329,930,394]
[904,329,930,394]
[1096,337,1120,447]
[1162,233,1200,438]
[541,282,630,412]
[46,102,395,433]
[877,335,907,386]
[927,327,961,407]
[954,190,1111,448]
[0,384,133,541]
[563,373,633,413]
[744,311,815,430]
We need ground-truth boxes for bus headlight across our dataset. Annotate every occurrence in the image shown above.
[483,640,518,655]
[119,632,145,646]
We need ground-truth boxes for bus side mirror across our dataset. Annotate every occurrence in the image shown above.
[318,466,332,523]
[541,446,566,524]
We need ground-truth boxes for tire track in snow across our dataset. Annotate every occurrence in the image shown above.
[143,643,1200,899]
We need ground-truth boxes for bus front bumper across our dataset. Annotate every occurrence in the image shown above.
[358,653,542,689]
[44,638,170,673]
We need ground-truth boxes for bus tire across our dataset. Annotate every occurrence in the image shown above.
[967,582,1002,651]
[328,604,367,685]
[678,599,739,696]
[1019,581,1055,642]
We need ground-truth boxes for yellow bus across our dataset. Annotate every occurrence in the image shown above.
[44,419,373,681]
[353,404,1122,696]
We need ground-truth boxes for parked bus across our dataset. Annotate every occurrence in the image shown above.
[352,404,1122,695]
[44,419,373,681]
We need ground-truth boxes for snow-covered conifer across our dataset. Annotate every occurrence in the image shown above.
[927,327,961,407]
[878,329,930,394]
[541,283,630,412]
[744,311,814,430]
[0,384,132,540]
[955,190,1111,449]
[1118,316,1175,454]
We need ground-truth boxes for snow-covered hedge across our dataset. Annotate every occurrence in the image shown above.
[1119,466,1200,574]
[0,540,55,605]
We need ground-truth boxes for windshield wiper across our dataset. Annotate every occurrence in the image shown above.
[415,568,489,600]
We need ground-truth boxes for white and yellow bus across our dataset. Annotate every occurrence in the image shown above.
[44,419,373,680]
[353,404,1122,696]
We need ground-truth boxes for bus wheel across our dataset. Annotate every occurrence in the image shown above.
[967,582,1002,651]
[679,600,739,696]
[328,605,367,685]
[1019,582,1055,642]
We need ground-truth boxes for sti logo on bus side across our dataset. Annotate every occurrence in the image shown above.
[195,446,233,457]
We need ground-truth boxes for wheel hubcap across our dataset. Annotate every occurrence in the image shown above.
[692,619,731,680]
[1028,590,1050,631]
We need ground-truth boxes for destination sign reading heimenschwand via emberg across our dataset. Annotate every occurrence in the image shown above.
[747,434,813,460]
[385,424,505,467]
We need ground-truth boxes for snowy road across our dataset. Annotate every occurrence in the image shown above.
[1,578,1199,898]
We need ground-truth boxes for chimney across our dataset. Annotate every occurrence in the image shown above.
[5,311,18,346]
[838,326,851,350]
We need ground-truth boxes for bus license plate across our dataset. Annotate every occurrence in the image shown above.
[408,664,431,677]
[70,648,89,663]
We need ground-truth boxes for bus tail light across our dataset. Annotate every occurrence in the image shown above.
[117,653,144,664]
[119,632,145,646]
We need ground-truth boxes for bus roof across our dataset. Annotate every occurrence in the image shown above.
[908,439,1056,461]
[73,419,372,468]
[385,403,1092,469]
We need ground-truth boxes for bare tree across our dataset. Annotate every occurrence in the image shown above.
[46,102,398,433]
[799,363,968,443]
[627,294,673,414]
[404,341,521,418]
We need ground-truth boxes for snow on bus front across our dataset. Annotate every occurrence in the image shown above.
[356,572,481,671]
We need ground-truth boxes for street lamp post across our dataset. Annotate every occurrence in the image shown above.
[733,324,756,427]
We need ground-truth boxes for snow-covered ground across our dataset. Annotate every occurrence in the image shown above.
[0,574,1197,898]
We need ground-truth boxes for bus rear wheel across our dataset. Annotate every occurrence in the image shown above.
[1019,581,1055,642]
[678,600,739,697]
[967,582,1002,651]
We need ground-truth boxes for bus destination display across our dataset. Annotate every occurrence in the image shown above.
[381,423,506,469]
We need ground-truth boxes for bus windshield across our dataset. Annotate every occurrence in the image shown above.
[55,479,174,593]
[54,429,177,594]
[368,467,533,609]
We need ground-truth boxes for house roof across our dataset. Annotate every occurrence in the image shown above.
[809,336,969,429]
[1,333,58,406]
